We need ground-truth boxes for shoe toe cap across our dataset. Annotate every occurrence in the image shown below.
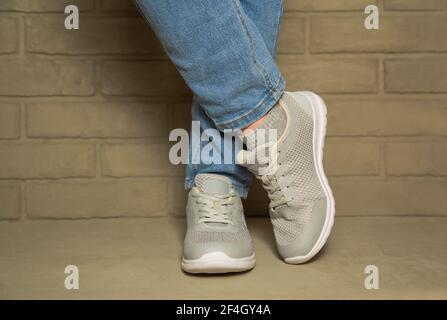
[276,198,329,263]
[183,239,254,260]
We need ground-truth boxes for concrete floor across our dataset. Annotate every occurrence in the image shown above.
[0,217,446,299]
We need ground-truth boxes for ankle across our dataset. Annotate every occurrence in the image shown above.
[242,114,267,134]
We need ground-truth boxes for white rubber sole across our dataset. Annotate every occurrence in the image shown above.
[181,252,256,274]
[284,91,336,264]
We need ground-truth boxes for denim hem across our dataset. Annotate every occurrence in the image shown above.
[185,178,250,199]
[214,75,285,130]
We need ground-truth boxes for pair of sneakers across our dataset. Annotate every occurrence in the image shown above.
[182,91,335,274]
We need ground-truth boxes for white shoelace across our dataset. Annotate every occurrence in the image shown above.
[193,190,236,225]
[261,175,288,209]
[238,143,288,211]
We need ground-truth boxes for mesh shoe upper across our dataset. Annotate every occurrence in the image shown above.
[239,92,327,248]
[183,173,253,260]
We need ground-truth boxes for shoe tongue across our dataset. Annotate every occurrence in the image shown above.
[195,174,231,195]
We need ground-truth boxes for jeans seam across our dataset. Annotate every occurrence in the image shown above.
[272,0,284,56]
[215,75,284,129]
[133,0,152,26]
[230,0,274,89]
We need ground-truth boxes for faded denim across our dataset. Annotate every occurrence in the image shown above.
[135,0,285,197]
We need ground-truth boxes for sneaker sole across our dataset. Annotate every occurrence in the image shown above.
[181,252,256,274]
[284,91,336,264]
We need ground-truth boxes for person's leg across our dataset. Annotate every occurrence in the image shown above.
[184,0,285,198]
[135,0,335,268]
[135,0,285,273]
[134,0,285,130]
[239,0,284,58]
[186,101,253,197]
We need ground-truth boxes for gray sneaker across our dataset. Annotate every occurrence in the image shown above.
[238,91,335,264]
[181,173,255,274]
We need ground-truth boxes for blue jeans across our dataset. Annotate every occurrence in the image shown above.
[135,0,285,197]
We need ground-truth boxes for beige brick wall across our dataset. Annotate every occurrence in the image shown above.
[0,0,446,220]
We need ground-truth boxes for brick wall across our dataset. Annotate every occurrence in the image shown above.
[0,0,446,220]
